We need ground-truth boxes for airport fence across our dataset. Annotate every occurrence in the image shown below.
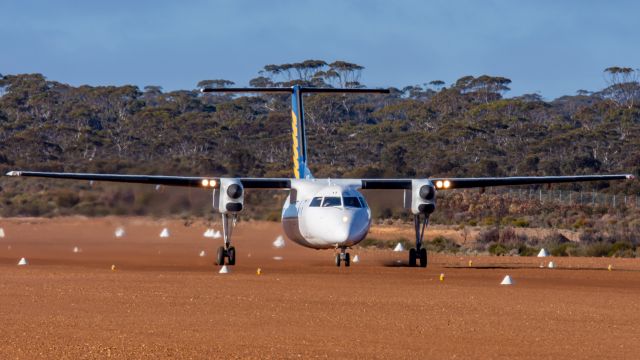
[494,188,640,209]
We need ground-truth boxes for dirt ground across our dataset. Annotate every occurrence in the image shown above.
[0,217,639,359]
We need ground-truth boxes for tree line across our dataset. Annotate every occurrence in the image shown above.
[0,60,639,220]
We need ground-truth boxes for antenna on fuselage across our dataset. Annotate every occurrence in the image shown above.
[201,86,390,179]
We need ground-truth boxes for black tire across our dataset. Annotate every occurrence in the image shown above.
[409,248,417,267]
[227,246,236,266]
[419,247,427,268]
[335,254,341,267]
[216,246,226,266]
[345,253,351,267]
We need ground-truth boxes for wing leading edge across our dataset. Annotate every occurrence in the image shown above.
[5,171,633,190]
[4,171,291,189]
[361,174,634,190]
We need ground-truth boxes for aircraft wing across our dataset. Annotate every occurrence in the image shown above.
[360,174,634,190]
[4,171,291,189]
[5,171,633,190]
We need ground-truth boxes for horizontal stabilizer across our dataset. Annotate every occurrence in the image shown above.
[201,87,389,94]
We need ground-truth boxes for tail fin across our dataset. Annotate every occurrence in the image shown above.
[200,86,389,179]
[291,86,311,179]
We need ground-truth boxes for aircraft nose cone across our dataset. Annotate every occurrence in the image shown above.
[324,215,351,243]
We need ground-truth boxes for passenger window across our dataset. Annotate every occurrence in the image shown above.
[322,197,342,207]
[343,197,362,208]
[310,197,322,207]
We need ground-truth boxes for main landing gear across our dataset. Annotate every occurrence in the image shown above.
[409,214,428,267]
[216,213,237,266]
[335,247,351,267]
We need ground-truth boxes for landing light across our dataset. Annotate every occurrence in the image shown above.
[443,180,451,189]
[342,216,349,223]
[435,180,443,189]
[201,179,217,188]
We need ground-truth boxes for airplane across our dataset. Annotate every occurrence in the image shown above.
[5,85,635,268]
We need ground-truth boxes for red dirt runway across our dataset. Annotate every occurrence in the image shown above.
[0,217,639,359]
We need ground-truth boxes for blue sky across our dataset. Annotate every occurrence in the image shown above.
[1,0,638,99]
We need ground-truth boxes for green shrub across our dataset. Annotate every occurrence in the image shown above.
[358,237,388,249]
[512,218,530,227]
[549,242,578,257]
[265,210,281,222]
[517,245,538,256]
[583,242,612,257]
[54,190,80,208]
[488,243,508,256]
[427,236,461,253]
[608,241,635,258]
[477,228,500,244]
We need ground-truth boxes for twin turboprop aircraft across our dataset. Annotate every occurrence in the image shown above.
[5,86,634,268]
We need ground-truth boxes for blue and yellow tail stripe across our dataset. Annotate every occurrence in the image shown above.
[291,86,308,179]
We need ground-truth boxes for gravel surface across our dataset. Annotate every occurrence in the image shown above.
[1,217,639,359]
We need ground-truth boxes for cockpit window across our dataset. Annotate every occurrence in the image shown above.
[358,196,369,208]
[310,197,322,207]
[343,197,362,208]
[322,196,342,207]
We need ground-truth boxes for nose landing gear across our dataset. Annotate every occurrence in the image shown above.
[216,213,238,266]
[409,214,428,267]
[335,247,351,267]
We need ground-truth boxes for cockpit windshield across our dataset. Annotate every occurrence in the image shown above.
[310,197,322,207]
[343,197,362,208]
[322,197,342,207]
[309,195,368,209]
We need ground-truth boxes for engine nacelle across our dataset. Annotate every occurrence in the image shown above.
[213,178,244,213]
[405,179,436,215]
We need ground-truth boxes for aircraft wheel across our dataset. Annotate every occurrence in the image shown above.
[227,246,236,266]
[344,253,350,267]
[419,248,427,268]
[216,246,226,265]
[335,254,341,267]
[409,248,417,267]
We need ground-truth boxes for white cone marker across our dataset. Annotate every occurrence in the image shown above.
[18,257,28,266]
[352,254,360,263]
[500,275,514,285]
[273,235,285,248]
[159,228,170,238]
[537,248,549,257]
[114,227,125,238]
[548,261,556,269]
[219,265,229,274]
[199,250,206,257]
[393,243,405,252]
[0,228,5,238]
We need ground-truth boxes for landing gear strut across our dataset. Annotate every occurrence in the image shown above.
[335,247,351,267]
[409,214,428,267]
[216,213,237,266]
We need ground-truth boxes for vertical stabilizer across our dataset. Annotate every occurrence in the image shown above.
[291,85,311,179]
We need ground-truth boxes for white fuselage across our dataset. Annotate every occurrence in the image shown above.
[281,179,372,249]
